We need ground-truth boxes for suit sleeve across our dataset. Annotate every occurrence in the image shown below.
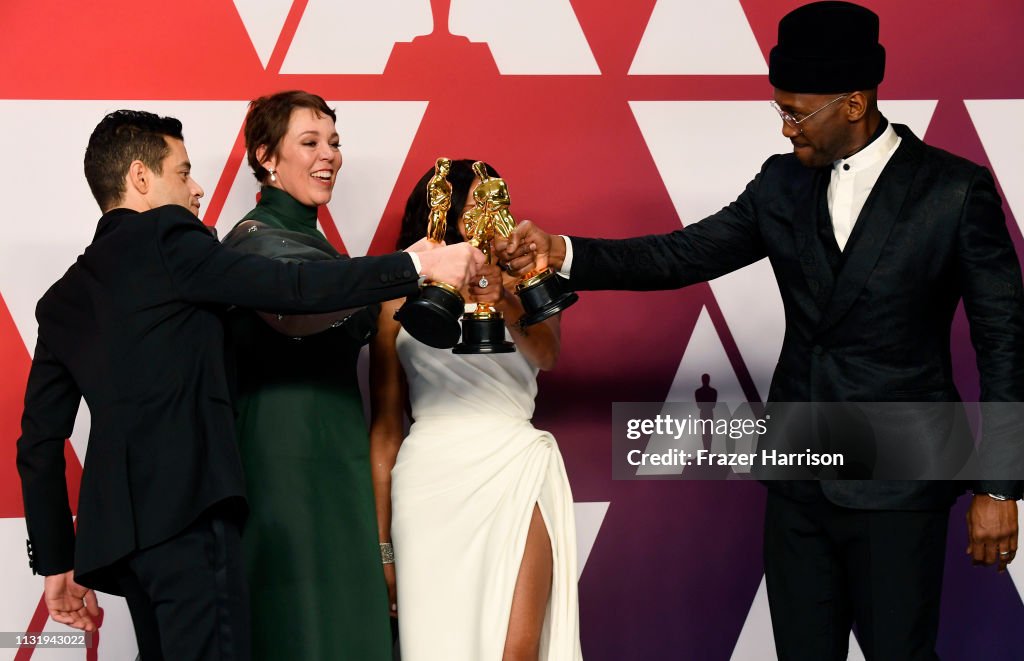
[568,161,770,291]
[16,337,81,575]
[154,206,419,312]
[957,167,1024,499]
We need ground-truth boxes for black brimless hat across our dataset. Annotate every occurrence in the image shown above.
[769,1,885,94]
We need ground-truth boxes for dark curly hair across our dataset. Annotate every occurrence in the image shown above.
[396,159,500,250]
[83,109,184,211]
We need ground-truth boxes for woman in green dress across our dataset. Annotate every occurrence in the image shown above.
[221,90,392,660]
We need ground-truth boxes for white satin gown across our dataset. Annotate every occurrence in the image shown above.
[391,319,583,660]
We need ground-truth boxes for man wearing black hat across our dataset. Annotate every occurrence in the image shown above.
[500,1,1022,658]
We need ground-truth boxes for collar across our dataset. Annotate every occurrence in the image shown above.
[257,185,319,235]
[832,117,900,175]
[94,207,139,239]
[104,207,140,217]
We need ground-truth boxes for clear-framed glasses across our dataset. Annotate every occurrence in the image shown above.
[770,93,851,132]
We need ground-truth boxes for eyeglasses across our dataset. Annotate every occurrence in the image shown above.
[770,94,850,132]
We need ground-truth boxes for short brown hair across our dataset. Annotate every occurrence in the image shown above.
[244,90,336,184]
[84,110,183,211]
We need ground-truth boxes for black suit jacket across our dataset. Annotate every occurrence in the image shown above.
[16,204,419,592]
[570,124,1024,509]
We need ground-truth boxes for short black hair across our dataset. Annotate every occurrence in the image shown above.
[84,110,184,211]
[396,159,500,250]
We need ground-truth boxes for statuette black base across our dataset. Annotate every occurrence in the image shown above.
[453,315,515,354]
[395,285,464,349]
[516,270,579,327]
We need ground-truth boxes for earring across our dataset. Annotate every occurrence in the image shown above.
[268,168,276,182]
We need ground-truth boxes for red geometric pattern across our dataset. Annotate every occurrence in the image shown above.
[1,1,1022,658]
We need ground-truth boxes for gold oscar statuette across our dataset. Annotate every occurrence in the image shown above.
[453,161,516,354]
[393,157,466,349]
[466,161,578,333]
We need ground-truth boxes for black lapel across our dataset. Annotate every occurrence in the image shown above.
[792,167,835,314]
[817,124,924,333]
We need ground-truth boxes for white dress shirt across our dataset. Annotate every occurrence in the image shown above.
[827,121,901,250]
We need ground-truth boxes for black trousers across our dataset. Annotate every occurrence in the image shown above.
[113,510,250,661]
[764,489,949,661]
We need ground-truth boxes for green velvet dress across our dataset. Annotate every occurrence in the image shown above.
[223,186,391,660]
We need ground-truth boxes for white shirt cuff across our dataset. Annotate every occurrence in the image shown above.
[406,251,422,275]
[405,251,427,286]
[558,235,573,279]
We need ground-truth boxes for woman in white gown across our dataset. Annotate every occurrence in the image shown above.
[370,160,582,661]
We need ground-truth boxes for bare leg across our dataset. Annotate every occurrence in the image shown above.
[503,504,553,661]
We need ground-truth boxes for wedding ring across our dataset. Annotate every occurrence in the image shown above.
[1001,551,1011,556]
[478,277,489,288]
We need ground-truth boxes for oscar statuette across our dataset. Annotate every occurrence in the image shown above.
[476,168,577,328]
[394,157,465,348]
[453,162,515,354]
[469,162,578,328]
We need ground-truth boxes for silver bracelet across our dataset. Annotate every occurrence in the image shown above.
[984,493,1012,501]
[379,542,394,564]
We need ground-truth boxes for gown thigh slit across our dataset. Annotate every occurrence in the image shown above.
[392,321,582,661]
[509,502,557,633]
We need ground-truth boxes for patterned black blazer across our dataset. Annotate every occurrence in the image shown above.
[570,125,1024,509]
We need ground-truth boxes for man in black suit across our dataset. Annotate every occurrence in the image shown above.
[502,2,1022,658]
[16,109,483,660]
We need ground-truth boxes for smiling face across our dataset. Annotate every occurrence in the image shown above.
[145,137,204,215]
[773,90,857,168]
[260,108,341,206]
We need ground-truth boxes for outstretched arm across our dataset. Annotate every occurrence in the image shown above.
[158,206,484,313]
[500,168,769,291]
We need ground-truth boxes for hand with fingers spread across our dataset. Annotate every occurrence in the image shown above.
[498,220,565,278]
[966,494,1019,572]
[44,571,101,632]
